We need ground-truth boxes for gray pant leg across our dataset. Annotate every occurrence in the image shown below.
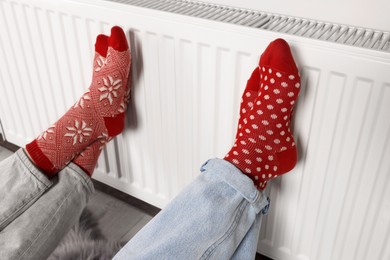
[0,149,53,230]
[0,149,94,260]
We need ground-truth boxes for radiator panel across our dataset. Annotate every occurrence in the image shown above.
[0,0,389,259]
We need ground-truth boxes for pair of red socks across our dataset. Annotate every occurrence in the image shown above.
[26,30,299,190]
[25,26,131,177]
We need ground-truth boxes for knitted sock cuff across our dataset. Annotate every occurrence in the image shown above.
[25,140,58,177]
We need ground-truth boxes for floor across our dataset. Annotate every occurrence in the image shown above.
[85,189,153,242]
[0,144,272,259]
[0,144,13,161]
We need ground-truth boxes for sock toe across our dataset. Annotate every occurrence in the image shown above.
[109,26,129,51]
[95,34,109,57]
[260,38,298,74]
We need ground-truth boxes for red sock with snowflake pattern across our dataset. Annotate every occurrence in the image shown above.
[25,26,131,177]
[225,38,301,190]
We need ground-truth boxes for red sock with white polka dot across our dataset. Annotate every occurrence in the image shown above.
[25,26,131,177]
[235,68,260,138]
[225,39,301,190]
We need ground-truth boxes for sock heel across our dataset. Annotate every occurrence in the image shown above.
[275,146,298,175]
[104,112,126,137]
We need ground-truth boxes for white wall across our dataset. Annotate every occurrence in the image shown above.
[203,0,390,32]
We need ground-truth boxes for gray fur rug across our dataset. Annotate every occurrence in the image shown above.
[48,209,124,260]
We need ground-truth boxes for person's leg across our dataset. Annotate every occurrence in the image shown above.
[231,209,265,259]
[114,158,269,260]
[0,24,129,225]
[0,26,131,258]
[0,149,94,260]
[114,38,299,260]
[0,150,53,232]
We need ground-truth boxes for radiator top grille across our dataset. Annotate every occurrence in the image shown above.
[107,0,390,52]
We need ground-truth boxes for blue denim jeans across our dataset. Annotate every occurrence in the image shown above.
[0,150,269,260]
[114,159,270,260]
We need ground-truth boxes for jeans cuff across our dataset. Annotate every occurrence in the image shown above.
[200,158,270,214]
[17,149,53,188]
[18,148,94,194]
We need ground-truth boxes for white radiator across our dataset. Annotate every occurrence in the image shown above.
[0,0,389,259]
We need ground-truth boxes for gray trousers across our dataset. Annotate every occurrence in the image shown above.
[0,149,94,260]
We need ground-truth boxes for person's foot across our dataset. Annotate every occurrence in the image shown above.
[25,26,131,177]
[225,39,300,190]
